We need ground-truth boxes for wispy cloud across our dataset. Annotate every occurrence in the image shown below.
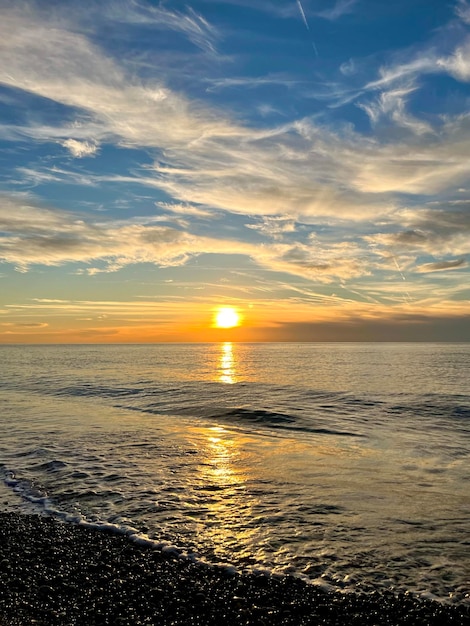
[363,56,438,92]
[456,0,470,24]
[358,83,433,135]
[204,75,302,92]
[61,139,99,158]
[34,0,220,56]
[437,39,470,82]
[0,189,392,283]
[15,167,98,188]
[364,205,470,279]
[245,216,297,240]
[314,0,358,21]
[0,193,373,282]
[113,1,219,54]
[156,202,215,219]
[416,259,467,273]
[1,322,49,328]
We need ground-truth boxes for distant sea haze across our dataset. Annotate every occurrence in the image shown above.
[1,343,469,605]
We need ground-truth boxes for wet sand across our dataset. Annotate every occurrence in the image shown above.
[0,513,468,625]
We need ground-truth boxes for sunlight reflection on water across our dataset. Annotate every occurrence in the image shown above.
[218,342,236,384]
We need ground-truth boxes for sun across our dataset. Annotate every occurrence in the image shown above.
[214,307,240,329]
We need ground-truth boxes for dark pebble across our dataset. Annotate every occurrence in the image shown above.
[0,512,468,625]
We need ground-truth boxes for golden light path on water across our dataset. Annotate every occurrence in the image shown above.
[218,342,236,384]
[188,342,354,571]
[188,416,362,574]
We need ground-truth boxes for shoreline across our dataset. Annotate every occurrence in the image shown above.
[0,513,468,625]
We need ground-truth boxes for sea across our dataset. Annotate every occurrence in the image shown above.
[1,343,469,605]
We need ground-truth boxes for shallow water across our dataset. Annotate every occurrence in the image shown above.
[1,343,469,604]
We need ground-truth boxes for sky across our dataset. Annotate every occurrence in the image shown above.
[0,0,470,343]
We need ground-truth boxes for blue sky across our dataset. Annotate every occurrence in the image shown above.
[0,0,469,342]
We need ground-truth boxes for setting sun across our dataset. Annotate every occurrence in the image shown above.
[214,307,240,329]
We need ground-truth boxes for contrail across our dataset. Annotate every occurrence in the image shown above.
[392,255,406,282]
[296,0,309,28]
[296,0,319,56]
[391,254,412,303]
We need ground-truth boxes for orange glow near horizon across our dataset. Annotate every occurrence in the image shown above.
[2,296,469,344]
[213,307,241,329]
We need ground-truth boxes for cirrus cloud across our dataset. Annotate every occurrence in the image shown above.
[61,139,99,158]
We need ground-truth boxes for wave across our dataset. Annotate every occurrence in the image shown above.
[56,384,144,398]
[4,376,469,440]
[208,408,366,438]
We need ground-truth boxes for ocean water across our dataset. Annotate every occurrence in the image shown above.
[1,343,469,605]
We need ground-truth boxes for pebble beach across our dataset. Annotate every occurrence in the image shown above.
[0,513,468,626]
